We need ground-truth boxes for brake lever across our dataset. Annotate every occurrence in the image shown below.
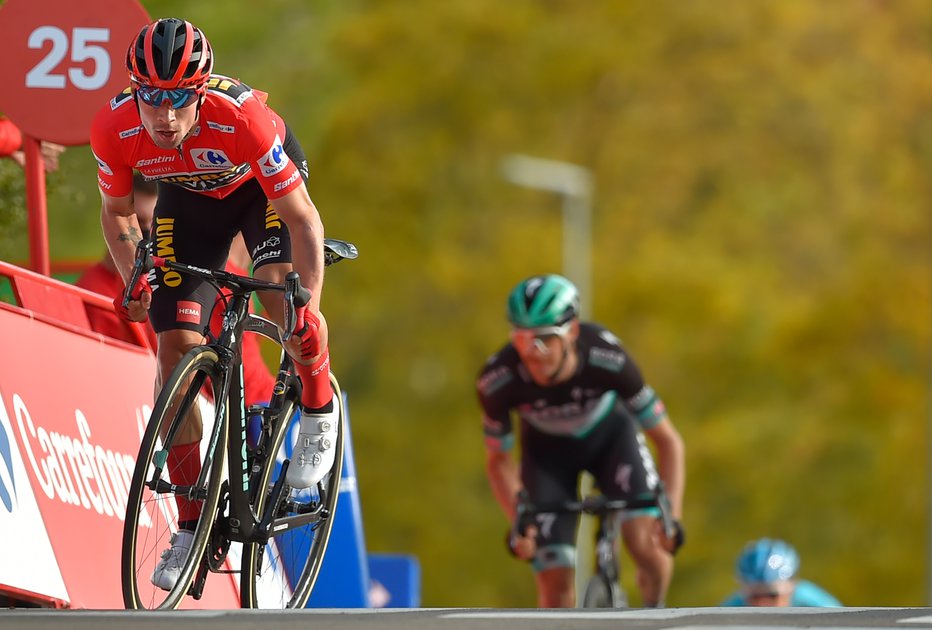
[122,239,152,308]
[282,271,312,342]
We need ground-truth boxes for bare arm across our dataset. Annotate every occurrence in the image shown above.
[644,416,685,520]
[100,188,150,320]
[485,448,522,522]
[269,186,325,314]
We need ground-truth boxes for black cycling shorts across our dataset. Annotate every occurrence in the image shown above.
[147,129,308,334]
[520,409,661,571]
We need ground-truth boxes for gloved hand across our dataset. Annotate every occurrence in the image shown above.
[506,524,538,561]
[658,518,685,555]
[670,519,685,553]
[113,275,152,323]
[292,305,322,362]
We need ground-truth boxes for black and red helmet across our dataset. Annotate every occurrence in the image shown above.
[127,18,213,89]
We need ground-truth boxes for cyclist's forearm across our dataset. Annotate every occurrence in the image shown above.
[486,451,521,521]
[653,421,685,519]
[100,198,144,285]
[272,190,325,312]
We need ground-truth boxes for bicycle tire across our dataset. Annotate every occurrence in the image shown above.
[239,373,346,609]
[122,346,229,609]
[582,573,627,608]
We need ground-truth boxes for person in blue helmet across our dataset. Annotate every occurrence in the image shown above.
[722,538,842,607]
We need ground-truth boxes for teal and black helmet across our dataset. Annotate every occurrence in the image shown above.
[507,274,580,328]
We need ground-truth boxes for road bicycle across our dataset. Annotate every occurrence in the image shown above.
[513,485,674,608]
[120,237,358,610]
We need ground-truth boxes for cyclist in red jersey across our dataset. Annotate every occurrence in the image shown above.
[90,18,337,591]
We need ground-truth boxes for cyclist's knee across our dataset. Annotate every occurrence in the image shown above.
[623,516,666,564]
[156,329,204,378]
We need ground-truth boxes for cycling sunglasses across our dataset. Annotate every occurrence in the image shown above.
[134,85,200,109]
[510,322,572,354]
[744,583,790,600]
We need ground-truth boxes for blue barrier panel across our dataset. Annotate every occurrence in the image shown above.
[368,554,421,608]
[303,393,370,607]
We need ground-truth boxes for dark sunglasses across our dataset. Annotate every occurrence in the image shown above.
[135,85,200,109]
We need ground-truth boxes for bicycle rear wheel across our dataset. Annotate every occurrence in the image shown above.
[122,346,229,609]
[582,573,627,608]
[239,374,345,608]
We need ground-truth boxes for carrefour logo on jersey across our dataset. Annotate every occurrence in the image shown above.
[93,152,113,176]
[191,149,232,170]
[259,136,289,177]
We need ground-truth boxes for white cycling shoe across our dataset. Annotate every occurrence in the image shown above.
[287,397,339,489]
[151,529,194,591]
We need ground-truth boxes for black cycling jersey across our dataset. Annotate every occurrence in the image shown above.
[478,323,667,448]
[477,322,668,570]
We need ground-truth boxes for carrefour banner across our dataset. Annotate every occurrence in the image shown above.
[0,306,239,608]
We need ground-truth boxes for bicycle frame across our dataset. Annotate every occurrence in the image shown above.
[592,511,622,583]
[152,262,331,545]
[122,237,357,609]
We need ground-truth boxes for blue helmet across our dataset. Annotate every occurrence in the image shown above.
[736,538,799,584]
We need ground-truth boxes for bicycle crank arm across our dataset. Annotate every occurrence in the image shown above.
[267,509,329,537]
[256,464,291,539]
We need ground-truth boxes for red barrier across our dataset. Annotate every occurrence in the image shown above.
[0,263,239,608]
[0,259,154,351]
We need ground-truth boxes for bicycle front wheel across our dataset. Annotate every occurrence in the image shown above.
[582,573,627,608]
[122,346,229,609]
[239,373,346,609]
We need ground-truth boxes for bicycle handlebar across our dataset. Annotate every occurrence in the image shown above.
[514,483,676,540]
[120,238,356,331]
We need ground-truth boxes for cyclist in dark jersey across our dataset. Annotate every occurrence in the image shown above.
[91,18,338,591]
[477,274,686,607]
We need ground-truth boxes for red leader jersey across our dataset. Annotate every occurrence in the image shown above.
[90,75,304,201]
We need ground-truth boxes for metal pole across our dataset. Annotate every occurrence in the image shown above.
[500,154,592,317]
[24,135,49,276]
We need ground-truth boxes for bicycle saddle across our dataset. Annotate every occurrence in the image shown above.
[323,238,359,266]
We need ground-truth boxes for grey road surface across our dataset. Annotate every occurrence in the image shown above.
[3,607,932,630]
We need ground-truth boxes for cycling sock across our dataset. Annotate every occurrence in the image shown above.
[167,441,203,523]
[296,348,331,410]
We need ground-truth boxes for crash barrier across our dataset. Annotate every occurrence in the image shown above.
[0,261,238,607]
[0,261,419,608]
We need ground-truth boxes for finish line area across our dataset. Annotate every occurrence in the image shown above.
[3,607,932,630]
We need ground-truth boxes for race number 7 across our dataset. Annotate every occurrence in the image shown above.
[25,25,111,90]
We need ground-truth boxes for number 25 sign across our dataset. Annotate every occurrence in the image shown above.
[0,0,150,146]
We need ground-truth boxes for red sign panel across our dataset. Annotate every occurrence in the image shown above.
[0,307,239,608]
[0,0,150,145]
